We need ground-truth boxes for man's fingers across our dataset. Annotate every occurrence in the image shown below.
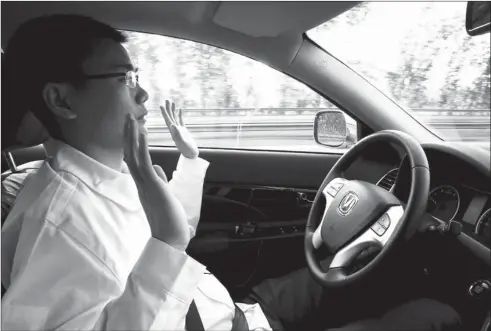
[178,108,185,126]
[124,114,144,183]
[161,100,186,129]
[138,132,154,179]
[124,114,139,167]
[166,100,176,125]
[171,102,179,125]
[160,106,173,129]
[130,114,140,164]
[153,165,168,183]
[123,114,131,161]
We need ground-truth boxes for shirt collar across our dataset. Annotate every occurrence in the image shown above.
[47,139,142,211]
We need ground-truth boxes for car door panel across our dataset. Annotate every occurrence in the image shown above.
[150,147,344,295]
[151,146,395,297]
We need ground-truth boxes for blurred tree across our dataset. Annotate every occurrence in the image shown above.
[124,1,489,121]
[344,2,371,26]
[472,59,491,110]
[169,39,190,108]
[313,2,490,114]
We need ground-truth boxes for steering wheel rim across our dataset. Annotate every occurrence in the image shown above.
[304,130,430,288]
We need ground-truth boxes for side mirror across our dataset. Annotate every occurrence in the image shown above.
[314,110,348,148]
[466,1,491,36]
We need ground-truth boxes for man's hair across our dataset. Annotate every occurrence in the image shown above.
[4,14,127,140]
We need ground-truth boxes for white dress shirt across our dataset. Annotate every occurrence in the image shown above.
[1,140,272,330]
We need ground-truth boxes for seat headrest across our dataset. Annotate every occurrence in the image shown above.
[15,111,50,148]
[1,51,49,152]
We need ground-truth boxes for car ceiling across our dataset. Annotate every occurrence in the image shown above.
[1,1,358,71]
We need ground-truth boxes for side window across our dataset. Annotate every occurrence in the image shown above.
[124,31,357,153]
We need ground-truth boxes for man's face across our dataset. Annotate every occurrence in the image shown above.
[66,38,149,150]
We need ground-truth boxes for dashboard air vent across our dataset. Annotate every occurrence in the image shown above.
[377,168,399,191]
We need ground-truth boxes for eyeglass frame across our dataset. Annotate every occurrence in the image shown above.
[82,69,139,88]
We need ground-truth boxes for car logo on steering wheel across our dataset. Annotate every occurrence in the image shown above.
[338,192,359,216]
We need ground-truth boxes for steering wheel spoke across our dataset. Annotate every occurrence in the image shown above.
[312,177,349,249]
[329,205,404,268]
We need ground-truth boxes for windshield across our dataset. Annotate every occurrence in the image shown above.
[307,2,490,148]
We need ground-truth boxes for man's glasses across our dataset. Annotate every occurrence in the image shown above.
[82,69,139,88]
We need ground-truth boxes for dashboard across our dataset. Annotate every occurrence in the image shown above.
[366,141,491,331]
[426,182,490,246]
[372,142,491,248]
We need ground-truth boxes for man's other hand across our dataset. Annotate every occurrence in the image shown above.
[123,113,190,251]
[161,100,199,159]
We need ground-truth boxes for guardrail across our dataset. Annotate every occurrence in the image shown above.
[147,107,491,117]
[144,108,490,147]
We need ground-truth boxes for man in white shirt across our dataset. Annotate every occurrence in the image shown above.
[2,14,462,331]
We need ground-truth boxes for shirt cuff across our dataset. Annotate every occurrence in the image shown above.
[176,155,209,179]
[132,237,207,304]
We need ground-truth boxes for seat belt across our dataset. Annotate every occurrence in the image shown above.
[231,303,249,330]
[186,300,249,331]
[186,300,205,331]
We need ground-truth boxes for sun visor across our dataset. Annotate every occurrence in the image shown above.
[212,1,359,38]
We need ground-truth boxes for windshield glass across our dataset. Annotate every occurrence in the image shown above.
[307,2,490,149]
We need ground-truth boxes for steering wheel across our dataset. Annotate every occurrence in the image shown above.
[305,130,430,288]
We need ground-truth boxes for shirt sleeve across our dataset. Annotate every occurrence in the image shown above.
[168,155,210,239]
[1,220,207,331]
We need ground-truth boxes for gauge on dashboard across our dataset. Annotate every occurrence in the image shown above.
[427,185,460,223]
[475,208,491,240]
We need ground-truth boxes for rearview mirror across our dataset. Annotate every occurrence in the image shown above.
[466,1,491,36]
[314,110,348,147]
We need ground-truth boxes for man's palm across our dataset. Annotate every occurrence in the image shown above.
[161,100,199,159]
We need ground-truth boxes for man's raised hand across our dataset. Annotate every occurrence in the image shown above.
[123,113,190,250]
[161,100,199,159]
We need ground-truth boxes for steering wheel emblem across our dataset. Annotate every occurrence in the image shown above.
[338,192,359,216]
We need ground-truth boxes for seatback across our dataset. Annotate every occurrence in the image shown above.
[1,49,49,297]
[1,49,48,217]
[1,160,44,224]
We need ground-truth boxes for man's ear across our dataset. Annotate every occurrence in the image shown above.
[42,83,77,120]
